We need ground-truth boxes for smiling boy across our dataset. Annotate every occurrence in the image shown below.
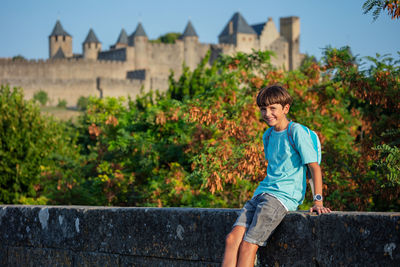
[222,85,331,267]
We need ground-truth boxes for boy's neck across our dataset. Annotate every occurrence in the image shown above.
[273,118,290,132]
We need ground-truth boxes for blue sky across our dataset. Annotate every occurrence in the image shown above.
[1,0,399,62]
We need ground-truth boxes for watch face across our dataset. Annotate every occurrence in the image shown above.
[314,194,322,201]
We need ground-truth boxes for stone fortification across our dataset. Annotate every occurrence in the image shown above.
[0,12,305,107]
[0,58,132,80]
[0,205,399,266]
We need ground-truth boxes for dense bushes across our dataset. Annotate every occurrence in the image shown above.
[33,90,48,106]
[0,47,399,211]
[0,86,80,204]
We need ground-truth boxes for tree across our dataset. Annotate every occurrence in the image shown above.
[363,0,400,20]
[33,90,49,106]
[0,85,79,204]
[150,32,182,44]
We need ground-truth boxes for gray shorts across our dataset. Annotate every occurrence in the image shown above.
[233,193,287,246]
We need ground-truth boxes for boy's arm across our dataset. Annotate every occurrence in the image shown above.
[307,162,331,215]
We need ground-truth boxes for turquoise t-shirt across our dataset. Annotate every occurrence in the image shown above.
[253,123,317,211]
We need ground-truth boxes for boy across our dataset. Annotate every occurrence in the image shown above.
[222,85,331,267]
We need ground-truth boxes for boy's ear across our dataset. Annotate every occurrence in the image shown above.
[283,104,290,114]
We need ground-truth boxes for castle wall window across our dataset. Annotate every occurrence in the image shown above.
[63,36,66,41]
[55,36,58,41]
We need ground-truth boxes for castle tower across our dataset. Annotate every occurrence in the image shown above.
[111,29,128,49]
[252,17,280,50]
[181,21,199,70]
[49,20,72,59]
[82,29,101,60]
[279,16,300,70]
[218,12,257,53]
[129,23,148,70]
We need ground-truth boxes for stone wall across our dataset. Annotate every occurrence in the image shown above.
[0,77,149,107]
[0,205,399,266]
[0,58,133,80]
[0,78,98,107]
[148,42,184,76]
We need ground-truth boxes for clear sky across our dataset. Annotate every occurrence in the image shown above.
[1,0,399,62]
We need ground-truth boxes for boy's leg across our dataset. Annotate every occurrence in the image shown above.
[222,225,246,267]
[237,194,287,266]
[237,241,259,267]
[222,198,259,267]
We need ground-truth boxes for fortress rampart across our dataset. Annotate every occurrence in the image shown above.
[0,13,305,107]
[0,205,399,266]
[0,58,131,80]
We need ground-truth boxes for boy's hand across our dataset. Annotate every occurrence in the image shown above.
[309,204,331,215]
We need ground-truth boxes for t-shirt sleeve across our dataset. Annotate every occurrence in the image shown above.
[262,129,269,160]
[291,124,318,164]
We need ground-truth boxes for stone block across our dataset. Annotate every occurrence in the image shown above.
[74,251,119,267]
[258,211,316,266]
[0,246,7,267]
[314,212,400,266]
[0,205,399,266]
[76,207,237,262]
[7,247,73,267]
[120,255,219,267]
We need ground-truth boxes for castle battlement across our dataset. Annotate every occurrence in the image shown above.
[96,59,126,65]
[150,42,181,47]
[0,57,129,66]
[0,12,304,107]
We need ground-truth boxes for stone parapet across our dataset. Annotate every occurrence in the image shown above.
[0,205,398,266]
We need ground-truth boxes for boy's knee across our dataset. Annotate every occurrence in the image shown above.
[225,231,240,247]
[225,226,245,247]
[239,240,259,253]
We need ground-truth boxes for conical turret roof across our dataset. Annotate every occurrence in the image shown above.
[182,21,198,37]
[219,12,256,37]
[131,23,147,38]
[50,20,71,37]
[83,28,101,44]
[116,29,128,44]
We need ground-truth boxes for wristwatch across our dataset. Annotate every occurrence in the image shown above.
[313,194,323,201]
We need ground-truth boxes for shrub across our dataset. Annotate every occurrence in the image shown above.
[77,96,89,111]
[0,85,80,204]
[57,99,67,108]
[33,90,48,106]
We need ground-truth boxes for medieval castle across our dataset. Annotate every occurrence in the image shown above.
[0,12,304,106]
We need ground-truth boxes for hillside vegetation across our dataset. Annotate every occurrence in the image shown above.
[1,47,399,211]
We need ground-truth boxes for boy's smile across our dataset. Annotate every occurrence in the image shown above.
[260,103,290,131]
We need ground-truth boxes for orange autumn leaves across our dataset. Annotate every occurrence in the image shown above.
[385,0,400,19]
[88,115,119,139]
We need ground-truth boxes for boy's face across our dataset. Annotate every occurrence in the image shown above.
[259,103,290,128]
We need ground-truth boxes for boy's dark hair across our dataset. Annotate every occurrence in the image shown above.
[256,85,293,107]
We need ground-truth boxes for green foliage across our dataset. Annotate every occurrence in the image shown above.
[33,90,48,106]
[373,129,400,187]
[0,85,80,204]
[57,99,67,108]
[363,0,400,20]
[12,55,26,61]
[150,32,182,44]
[2,47,399,211]
[363,0,387,20]
[77,96,90,111]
